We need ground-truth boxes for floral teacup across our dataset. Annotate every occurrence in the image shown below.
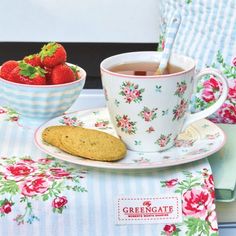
[100,52,228,152]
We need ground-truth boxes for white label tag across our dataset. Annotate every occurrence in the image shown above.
[115,194,182,225]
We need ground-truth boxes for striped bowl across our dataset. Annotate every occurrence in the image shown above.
[0,65,86,121]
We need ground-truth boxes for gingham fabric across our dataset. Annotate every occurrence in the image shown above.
[157,12,181,74]
[158,0,236,123]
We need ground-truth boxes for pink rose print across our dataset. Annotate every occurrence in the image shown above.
[21,158,35,164]
[172,99,188,121]
[206,210,218,231]
[0,156,87,225]
[21,177,50,197]
[146,126,155,133]
[228,80,236,102]
[0,108,6,114]
[182,189,212,218]
[95,120,109,129]
[52,196,68,209]
[119,81,145,104]
[59,116,84,126]
[174,139,194,147]
[175,81,187,97]
[10,116,19,122]
[165,178,178,188]
[49,168,70,179]
[155,133,172,147]
[217,103,236,123]
[163,224,177,236]
[202,169,215,199]
[204,174,214,190]
[201,76,221,103]
[115,114,137,134]
[138,107,158,122]
[38,158,53,164]
[162,40,165,50]
[232,57,236,67]
[0,201,12,214]
[5,162,36,181]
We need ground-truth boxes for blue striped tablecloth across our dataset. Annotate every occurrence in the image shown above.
[0,91,219,236]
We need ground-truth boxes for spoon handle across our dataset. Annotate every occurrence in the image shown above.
[156,12,181,74]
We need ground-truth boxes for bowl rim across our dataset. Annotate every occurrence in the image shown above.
[0,65,86,88]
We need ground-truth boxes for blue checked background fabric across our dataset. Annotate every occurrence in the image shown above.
[158,0,236,124]
[157,12,181,74]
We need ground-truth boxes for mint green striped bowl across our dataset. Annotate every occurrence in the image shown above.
[0,65,86,121]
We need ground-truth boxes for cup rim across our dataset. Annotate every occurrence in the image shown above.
[100,51,196,79]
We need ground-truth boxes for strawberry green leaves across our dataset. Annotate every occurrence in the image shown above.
[39,42,58,60]
[19,61,46,79]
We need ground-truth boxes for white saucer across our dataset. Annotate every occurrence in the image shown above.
[34,107,226,170]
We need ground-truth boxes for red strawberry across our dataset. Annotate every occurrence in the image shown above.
[8,67,21,83]
[0,60,19,80]
[39,42,67,68]
[23,54,42,67]
[70,65,81,80]
[50,64,76,84]
[44,67,53,84]
[8,61,46,85]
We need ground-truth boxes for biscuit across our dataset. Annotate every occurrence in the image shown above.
[42,125,127,161]
[42,126,78,155]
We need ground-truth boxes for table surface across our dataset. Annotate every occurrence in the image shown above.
[0,89,235,235]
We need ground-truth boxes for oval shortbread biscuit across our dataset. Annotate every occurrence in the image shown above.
[42,125,127,161]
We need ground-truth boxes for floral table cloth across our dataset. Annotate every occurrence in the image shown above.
[0,92,219,236]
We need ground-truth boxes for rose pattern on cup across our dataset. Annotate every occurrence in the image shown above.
[174,81,187,97]
[119,81,145,104]
[172,99,189,121]
[138,107,158,122]
[155,133,172,148]
[146,126,155,133]
[101,52,228,152]
[115,114,137,134]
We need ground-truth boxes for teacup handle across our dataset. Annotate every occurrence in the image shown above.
[182,68,228,131]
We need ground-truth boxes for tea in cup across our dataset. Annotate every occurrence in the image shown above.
[100,51,228,152]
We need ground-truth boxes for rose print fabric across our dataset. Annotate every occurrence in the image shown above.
[0,106,219,235]
[159,0,236,123]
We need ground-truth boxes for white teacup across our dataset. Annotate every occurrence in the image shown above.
[100,51,228,152]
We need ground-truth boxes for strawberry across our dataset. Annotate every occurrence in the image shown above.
[8,67,21,83]
[8,61,46,85]
[23,54,42,67]
[50,64,76,84]
[0,60,19,80]
[70,65,81,80]
[44,67,53,84]
[39,42,67,68]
